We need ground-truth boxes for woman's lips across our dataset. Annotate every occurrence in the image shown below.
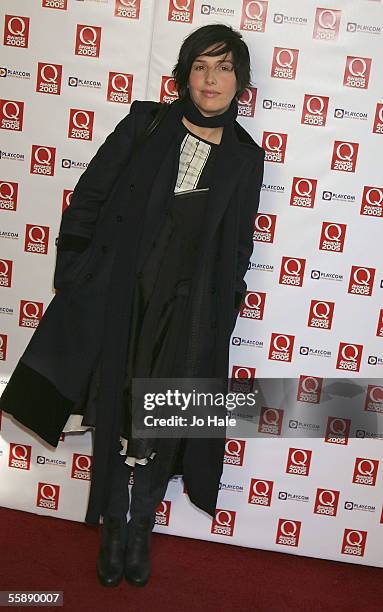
[201,91,219,98]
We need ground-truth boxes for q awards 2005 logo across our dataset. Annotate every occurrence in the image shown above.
[4,15,30,47]
[348,266,375,296]
[276,519,301,547]
[331,141,359,172]
[268,333,295,362]
[307,300,335,329]
[319,222,346,253]
[115,0,141,19]
[0,259,13,287]
[37,483,60,510]
[279,256,306,287]
[373,103,383,134]
[343,56,372,89]
[360,186,383,218]
[24,224,49,254]
[301,94,329,126]
[19,300,44,328]
[75,25,102,58]
[271,47,299,80]
[0,181,18,211]
[297,375,323,403]
[224,438,245,466]
[211,509,236,536]
[240,0,268,33]
[36,63,62,95]
[168,0,195,23]
[0,100,24,131]
[290,177,317,208]
[262,132,287,163]
[341,529,367,557]
[68,109,94,141]
[248,478,273,506]
[313,7,341,41]
[336,342,363,372]
[314,488,340,516]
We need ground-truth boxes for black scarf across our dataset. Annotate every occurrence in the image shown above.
[182,88,238,127]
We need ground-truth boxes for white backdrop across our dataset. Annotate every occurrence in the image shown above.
[1,0,383,567]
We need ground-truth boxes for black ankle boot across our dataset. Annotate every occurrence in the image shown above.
[96,516,128,587]
[124,515,154,587]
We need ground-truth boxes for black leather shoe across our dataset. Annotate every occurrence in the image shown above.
[96,516,128,587]
[124,515,153,587]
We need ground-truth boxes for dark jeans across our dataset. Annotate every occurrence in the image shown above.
[105,447,170,530]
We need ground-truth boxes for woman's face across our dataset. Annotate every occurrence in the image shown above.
[187,43,238,117]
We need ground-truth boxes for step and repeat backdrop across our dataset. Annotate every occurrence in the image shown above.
[1,0,383,567]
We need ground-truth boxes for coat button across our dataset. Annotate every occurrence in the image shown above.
[85,272,93,281]
[101,245,108,253]
[136,272,142,279]
[211,287,216,294]
[129,184,135,192]
[211,321,217,329]
[116,215,123,222]
[152,240,156,248]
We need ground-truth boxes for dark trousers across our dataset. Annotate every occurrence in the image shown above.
[105,448,170,530]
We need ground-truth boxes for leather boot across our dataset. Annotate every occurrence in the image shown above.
[96,516,128,587]
[124,515,154,587]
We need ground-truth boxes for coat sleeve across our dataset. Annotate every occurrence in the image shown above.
[233,149,265,316]
[53,100,142,290]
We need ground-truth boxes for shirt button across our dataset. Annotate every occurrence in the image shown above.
[85,272,93,281]
[116,215,123,222]
[129,184,135,192]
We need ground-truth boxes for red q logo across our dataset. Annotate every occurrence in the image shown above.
[240,1,268,33]
[276,518,301,547]
[308,300,334,329]
[348,266,375,296]
[4,16,29,48]
[344,56,372,89]
[237,87,257,118]
[37,482,60,510]
[336,342,363,372]
[290,178,317,208]
[211,509,236,536]
[254,213,276,243]
[168,0,194,23]
[319,222,346,253]
[75,25,101,58]
[313,8,341,41]
[268,333,294,362]
[314,488,339,516]
[301,95,329,127]
[0,259,12,287]
[107,72,133,103]
[25,224,49,254]
[279,257,305,287]
[352,458,378,486]
[331,141,359,172]
[271,48,299,80]
[373,103,383,134]
[262,132,287,163]
[341,529,367,556]
[361,186,383,218]
[224,438,245,466]
[286,447,311,475]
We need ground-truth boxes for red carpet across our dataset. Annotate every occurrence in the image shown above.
[0,506,382,611]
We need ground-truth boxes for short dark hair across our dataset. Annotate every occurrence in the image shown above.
[172,24,252,101]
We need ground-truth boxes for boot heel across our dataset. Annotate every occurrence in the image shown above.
[124,515,153,587]
[96,516,128,587]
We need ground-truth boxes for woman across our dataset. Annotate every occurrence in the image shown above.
[0,24,265,587]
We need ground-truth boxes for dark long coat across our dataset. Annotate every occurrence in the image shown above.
[0,97,265,525]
